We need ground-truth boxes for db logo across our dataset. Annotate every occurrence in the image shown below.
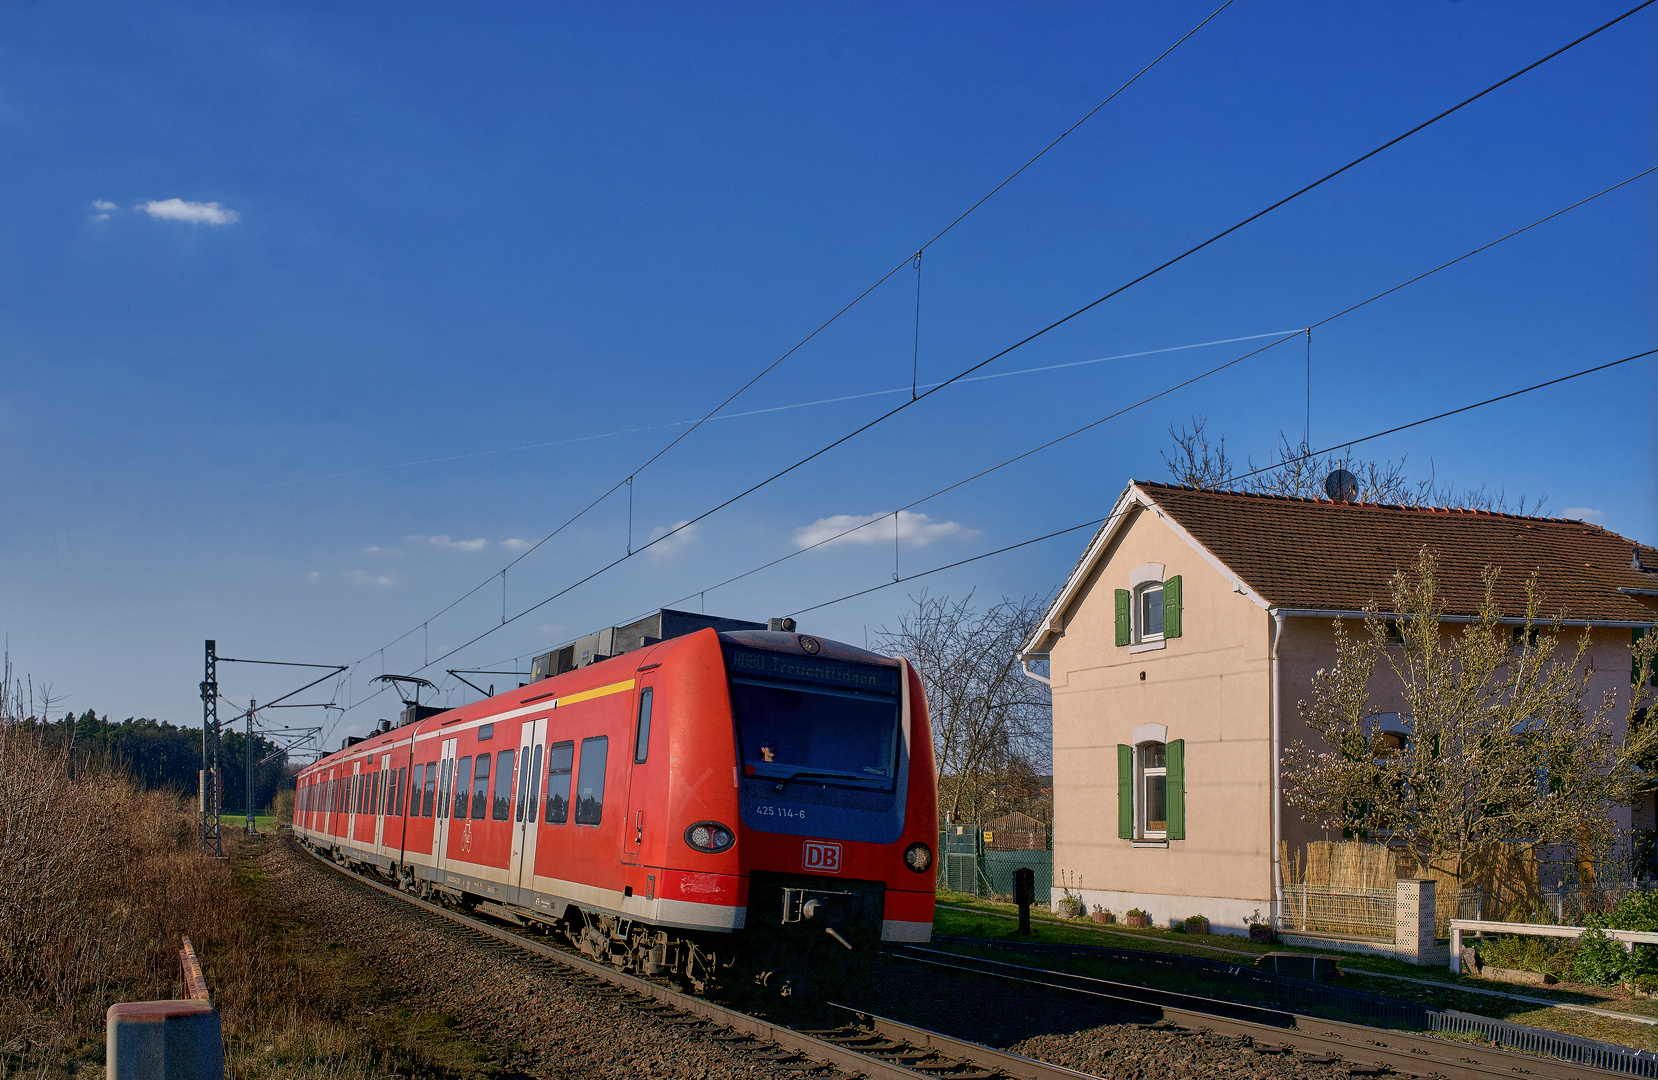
[802,840,842,874]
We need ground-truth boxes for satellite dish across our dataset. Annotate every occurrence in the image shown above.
[1325,469,1359,503]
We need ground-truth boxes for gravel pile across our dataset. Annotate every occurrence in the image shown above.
[1010,1026,1360,1080]
[841,954,1397,1080]
[267,838,849,1080]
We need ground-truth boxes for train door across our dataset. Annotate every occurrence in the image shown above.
[509,718,548,894]
[375,753,391,849]
[434,738,458,873]
[348,760,361,843]
[620,674,656,865]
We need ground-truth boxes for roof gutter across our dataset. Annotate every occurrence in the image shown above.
[1273,608,1653,629]
[1017,652,1051,687]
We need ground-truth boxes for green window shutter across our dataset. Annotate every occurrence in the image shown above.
[1117,744,1134,839]
[1163,576,1183,639]
[1637,628,1654,687]
[1114,590,1131,647]
[1166,739,1186,840]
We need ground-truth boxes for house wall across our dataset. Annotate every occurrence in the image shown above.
[1048,504,1274,933]
[1275,619,1648,884]
[1046,499,1654,932]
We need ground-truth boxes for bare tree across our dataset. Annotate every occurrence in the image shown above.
[875,591,1052,825]
[1281,548,1658,886]
[1164,416,1546,514]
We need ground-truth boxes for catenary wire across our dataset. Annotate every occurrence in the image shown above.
[326,4,1652,732]
[652,165,1658,612]
[337,4,1238,676]
[785,346,1658,617]
[329,162,1654,731]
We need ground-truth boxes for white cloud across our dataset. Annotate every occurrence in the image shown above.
[306,571,320,580]
[360,545,398,555]
[1562,507,1607,523]
[408,534,487,552]
[501,538,531,551]
[344,570,396,587]
[138,198,239,225]
[645,520,698,560]
[793,510,977,550]
[90,199,116,221]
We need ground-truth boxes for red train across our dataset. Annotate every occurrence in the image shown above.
[292,616,937,993]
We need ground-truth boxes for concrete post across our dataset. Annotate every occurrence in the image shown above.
[107,1001,222,1080]
[1395,877,1437,966]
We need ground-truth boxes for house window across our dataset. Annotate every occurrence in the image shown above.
[1372,731,1407,756]
[1139,742,1167,837]
[1114,575,1182,647]
[1138,585,1164,642]
[1116,738,1184,842]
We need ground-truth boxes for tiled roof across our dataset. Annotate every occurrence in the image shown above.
[1138,481,1658,622]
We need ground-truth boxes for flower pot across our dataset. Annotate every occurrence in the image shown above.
[1056,899,1083,919]
[1124,915,1151,928]
[1185,920,1209,935]
[1090,911,1113,924]
[1249,925,1275,944]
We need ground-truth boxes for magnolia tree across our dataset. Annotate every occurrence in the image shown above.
[1282,548,1658,883]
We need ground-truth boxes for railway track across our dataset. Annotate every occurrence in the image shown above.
[298,840,1092,1080]
[885,945,1644,1080]
[298,839,1635,1080]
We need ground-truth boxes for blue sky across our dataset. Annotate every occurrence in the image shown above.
[2,2,1653,749]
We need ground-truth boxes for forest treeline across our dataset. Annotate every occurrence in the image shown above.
[12,709,291,812]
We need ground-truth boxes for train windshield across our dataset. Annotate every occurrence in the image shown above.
[724,644,902,791]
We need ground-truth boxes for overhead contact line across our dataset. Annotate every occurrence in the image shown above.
[783,346,1658,616]
[339,3,1237,689]
[333,2,1653,730]
[637,166,1658,625]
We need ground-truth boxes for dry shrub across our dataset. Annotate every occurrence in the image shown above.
[0,723,385,1079]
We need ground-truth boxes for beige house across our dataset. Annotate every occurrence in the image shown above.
[1020,480,1658,936]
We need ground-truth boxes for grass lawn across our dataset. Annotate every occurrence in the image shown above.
[217,813,283,830]
[930,890,1658,1053]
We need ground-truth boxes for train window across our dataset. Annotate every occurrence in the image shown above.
[492,749,515,821]
[394,767,405,816]
[575,737,608,826]
[479,723,494,741]
[634,689,653,764]
[527,744,544,824]
[422,764,436,817]
[437,760,452,820]
[453,757,473,819]
[727,656,901,793]
[471,754,491,820]
[545,742,573,824]
[515,748,530,823]
[371,772,381,817]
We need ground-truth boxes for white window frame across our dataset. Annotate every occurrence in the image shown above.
[1137,740,1168,840]
[1135,582,1166,645]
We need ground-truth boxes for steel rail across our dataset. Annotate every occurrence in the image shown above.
[295,840,1096,1080]
[891,945,1636,1080]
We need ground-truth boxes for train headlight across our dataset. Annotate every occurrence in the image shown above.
[685,821,735,853]
[903,842,933,873]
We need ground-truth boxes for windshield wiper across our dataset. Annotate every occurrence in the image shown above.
[769,768,880,786]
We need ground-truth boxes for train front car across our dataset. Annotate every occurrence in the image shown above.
[705,629,936,996]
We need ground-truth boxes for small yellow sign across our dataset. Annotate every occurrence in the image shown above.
[983,831,994,843]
